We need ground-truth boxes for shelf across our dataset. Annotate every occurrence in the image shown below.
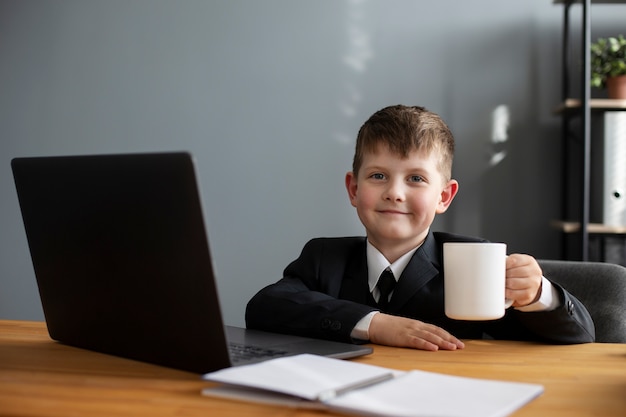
[553,1,626,4]
[554,99,626,114]
[554,0,626,261]
[552,220,626,234]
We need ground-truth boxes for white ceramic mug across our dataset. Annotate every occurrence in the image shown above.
[443,242,513,320]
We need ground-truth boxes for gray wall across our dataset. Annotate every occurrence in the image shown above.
[1,1,623,326]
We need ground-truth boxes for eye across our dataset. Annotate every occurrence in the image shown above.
[408,175,425,183]
[369,173,386,180]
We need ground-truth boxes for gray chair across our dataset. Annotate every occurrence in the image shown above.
[538,259,626,343]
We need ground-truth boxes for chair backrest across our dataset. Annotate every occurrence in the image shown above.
[538,259,626,343]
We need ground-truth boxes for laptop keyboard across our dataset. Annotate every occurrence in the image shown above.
[228,342,288,364]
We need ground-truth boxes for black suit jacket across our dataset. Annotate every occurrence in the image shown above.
[246,231,595,344]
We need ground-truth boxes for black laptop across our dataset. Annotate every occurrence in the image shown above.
[11,152,372,374]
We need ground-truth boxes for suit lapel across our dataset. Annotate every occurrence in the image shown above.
[387,232,440,312]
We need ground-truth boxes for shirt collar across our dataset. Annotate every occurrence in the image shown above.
[366,240,421,292]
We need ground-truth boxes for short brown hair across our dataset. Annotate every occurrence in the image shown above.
[352,105,455,181]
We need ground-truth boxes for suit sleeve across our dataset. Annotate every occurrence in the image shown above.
[245,239,375,343]
[483,282,595,344]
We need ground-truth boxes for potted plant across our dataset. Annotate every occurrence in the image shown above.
[590,35,626,99]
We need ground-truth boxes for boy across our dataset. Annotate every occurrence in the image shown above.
[246,105,595,350]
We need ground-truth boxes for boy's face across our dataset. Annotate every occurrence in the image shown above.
[345,145,458,257]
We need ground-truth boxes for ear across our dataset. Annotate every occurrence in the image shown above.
[436,179,459,214]
[345,171,358,208]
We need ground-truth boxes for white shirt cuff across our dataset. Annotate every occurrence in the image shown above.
[350,311,379,341]
[514,276,560,312]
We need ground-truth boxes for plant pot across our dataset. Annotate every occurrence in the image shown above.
[606,75,626,99]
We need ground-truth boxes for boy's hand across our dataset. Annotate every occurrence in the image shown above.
[505,254,543,307]
[368,313,465,351]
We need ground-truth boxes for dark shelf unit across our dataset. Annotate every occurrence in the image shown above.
[554,0,626,262]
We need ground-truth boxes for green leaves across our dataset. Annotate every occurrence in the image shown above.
[590,35,626,89]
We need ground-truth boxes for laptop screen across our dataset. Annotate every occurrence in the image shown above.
[12,152,233,372]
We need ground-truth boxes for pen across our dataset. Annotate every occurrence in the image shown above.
[316,372,396,402]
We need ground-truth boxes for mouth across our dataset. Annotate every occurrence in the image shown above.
[377,209,409,215]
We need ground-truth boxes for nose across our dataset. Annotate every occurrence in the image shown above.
[383,179,405,202]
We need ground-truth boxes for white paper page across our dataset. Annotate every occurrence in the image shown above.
[202,385,328,410]
[327,370,544,417]
[202,353,398,401]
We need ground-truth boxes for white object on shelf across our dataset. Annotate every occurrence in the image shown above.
[603,112,626,226]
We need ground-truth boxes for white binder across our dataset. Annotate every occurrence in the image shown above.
[603,112,626,226]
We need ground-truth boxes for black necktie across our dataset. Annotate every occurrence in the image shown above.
[376,268,396,310]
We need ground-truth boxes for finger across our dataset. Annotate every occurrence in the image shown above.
[507,254,541,277]
[506,284,539,306]
[506,276,529,290]
[407,337,440,351]
[507,275,541,295]
[412,327,464,350]
[429,332,465,349]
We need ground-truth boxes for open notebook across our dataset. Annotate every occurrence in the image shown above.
[202,354,544,417]
[11,152,372,374]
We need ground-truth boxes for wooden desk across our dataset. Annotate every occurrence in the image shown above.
[1,320,624,416]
